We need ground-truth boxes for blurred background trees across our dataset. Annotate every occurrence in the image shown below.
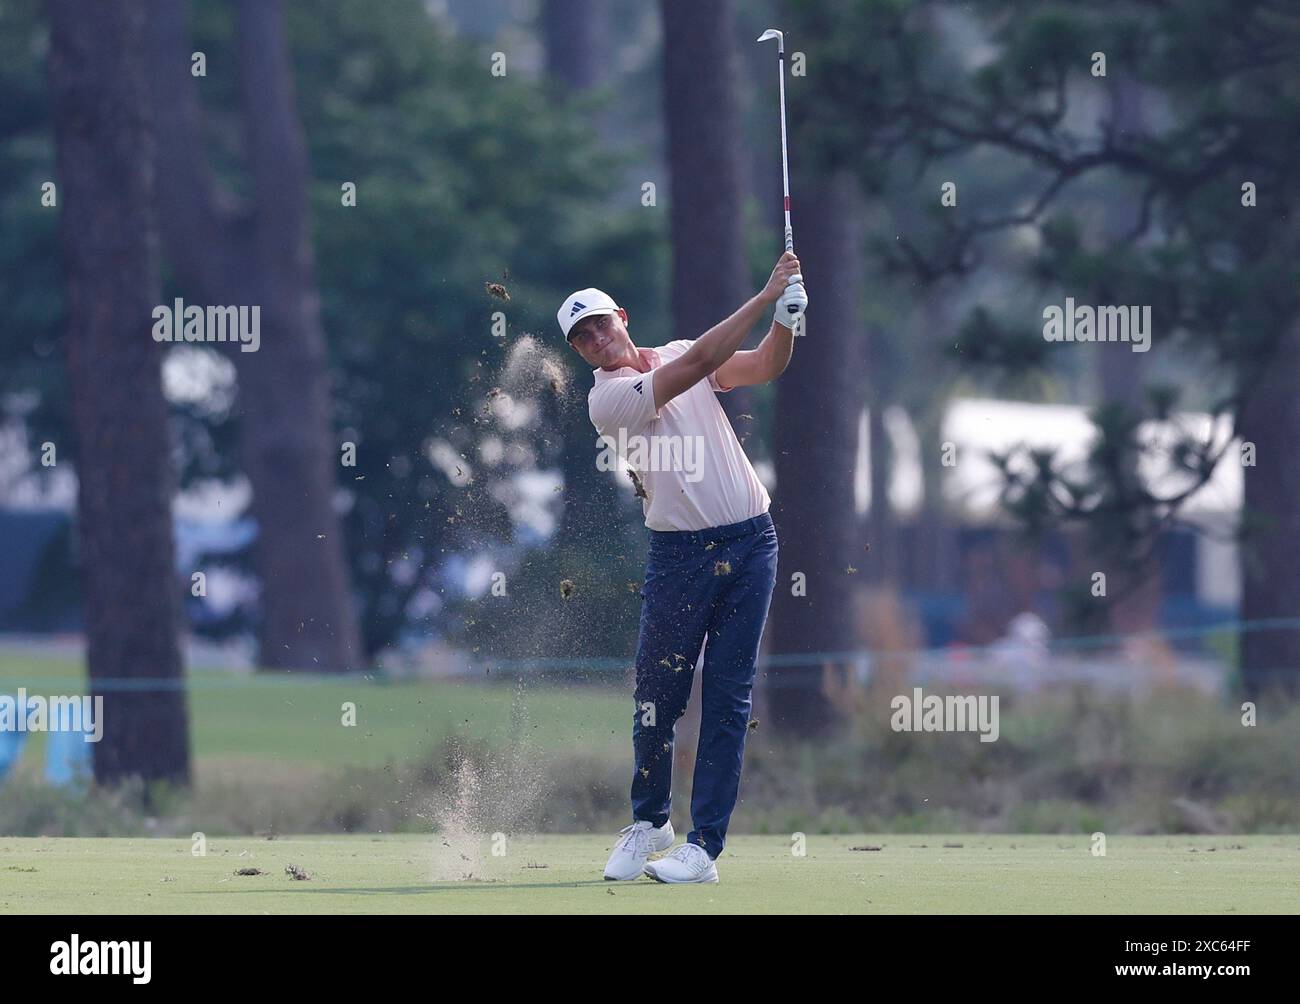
[145,0,363,673]
[0,0,1295,792]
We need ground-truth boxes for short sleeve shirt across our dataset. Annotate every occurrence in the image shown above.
[587,340,771,531]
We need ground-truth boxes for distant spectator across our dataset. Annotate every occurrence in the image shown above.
[990,612,1052,691]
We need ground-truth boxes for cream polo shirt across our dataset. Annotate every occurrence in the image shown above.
[588,339,771,531]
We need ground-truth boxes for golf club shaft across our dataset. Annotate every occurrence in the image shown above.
[759,28,801,319]
[775,38,793,254]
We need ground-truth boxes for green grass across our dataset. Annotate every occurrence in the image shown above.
[0,654,626,771]
[5,651,1299,840]
[1,834,1296,914]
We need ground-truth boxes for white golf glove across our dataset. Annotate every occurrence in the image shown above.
[775,274,807,327]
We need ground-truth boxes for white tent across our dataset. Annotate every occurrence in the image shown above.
[855,398,1242,522]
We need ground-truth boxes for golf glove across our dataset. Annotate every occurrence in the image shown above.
[775,275,807,327]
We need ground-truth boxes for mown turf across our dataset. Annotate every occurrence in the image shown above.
[1,834,1296,914]
[0,654,627,771]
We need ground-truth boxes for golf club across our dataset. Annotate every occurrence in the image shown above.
[757,27,805,319]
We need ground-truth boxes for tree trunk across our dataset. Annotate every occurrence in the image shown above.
[865,383,896,585]
[911,294,959,599]
[541,0,604,92]
[539,0,622,550]
[47,0,191,785]
[859,215,900,586]
[659,0,752,423]
[145,0,362,671]
[1098,70,1161,642]
[1238,316,1300,698]
[768,169,865,735]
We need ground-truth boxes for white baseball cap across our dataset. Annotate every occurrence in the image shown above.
[557,287,620,339]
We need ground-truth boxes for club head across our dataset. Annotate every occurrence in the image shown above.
[756,28,784,49]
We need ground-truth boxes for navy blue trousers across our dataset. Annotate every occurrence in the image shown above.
[630,512,778,859]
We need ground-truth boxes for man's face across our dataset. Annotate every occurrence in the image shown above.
[567,309,630,368]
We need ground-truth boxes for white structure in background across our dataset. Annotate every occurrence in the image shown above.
[846,398,1242,695]
[853,397,1242,609]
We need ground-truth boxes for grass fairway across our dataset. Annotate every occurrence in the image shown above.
[0,653,627,773]
[1,834,1296,914]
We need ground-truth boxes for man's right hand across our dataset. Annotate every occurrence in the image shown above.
[761,251,802,304]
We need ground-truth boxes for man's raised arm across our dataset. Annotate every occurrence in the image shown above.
[652,252,802,409]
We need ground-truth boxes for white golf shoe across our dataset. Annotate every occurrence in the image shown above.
[643,841,718,884]
[603,819,675,881]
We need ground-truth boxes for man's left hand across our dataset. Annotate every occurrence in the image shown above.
[775,275,807,327]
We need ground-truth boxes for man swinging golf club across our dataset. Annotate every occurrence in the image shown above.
[559,252,805,884]
[558,26,806,885]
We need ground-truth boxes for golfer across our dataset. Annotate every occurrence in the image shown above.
[557,252,807,883]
